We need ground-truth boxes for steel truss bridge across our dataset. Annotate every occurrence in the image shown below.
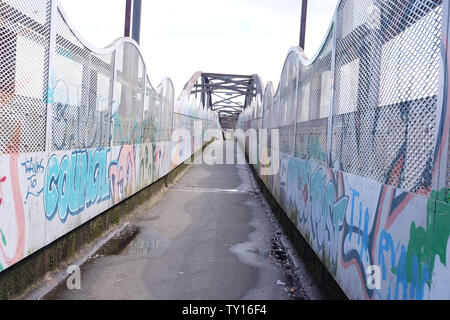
[190,73,263,129]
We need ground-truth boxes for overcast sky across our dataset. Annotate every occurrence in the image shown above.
[58,0,338,95]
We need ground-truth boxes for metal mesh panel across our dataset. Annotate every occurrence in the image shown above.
[271,92,279,130]
[172,110,196,149]
[159,80,174,141]
[153,85,162,141]
[90,52,113,147]
[331,0,442,193]
[52,9,113,150]
[279,53,298,155]
[262,85,273,131]
[0,0,50,153]
[142,80,156,143]
[295,27,333,165]
[113,42,145,145]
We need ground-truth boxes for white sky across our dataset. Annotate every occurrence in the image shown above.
[58,0,338,96]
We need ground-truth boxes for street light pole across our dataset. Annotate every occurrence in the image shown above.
[299,0,308,50]
[124,0,132,38]
[132,0,142,44]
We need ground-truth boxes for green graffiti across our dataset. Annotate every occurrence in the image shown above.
[0,229,5,271]
[308,134,326,162]
[436,187,449,203]
[299,133,326,162]
[402,190,450,285]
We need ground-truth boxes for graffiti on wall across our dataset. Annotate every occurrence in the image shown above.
[286,157,348,275]
[0,0,220,277]
[109,145,136,204]
[259,149,450,300]
[0,126,26,270]
[236,0,449,300]
[52,79,112,151]
[137,142,155,190]
[0,139,187,270]
[44,148,111,223]
[21,157,45,204]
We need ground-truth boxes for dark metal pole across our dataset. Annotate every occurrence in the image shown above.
[299,0,308,50]
[132,0,142,44]
[124,0,132,37]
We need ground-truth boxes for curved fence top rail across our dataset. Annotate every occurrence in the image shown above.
[59,0,340,104]
[57,0,220,122]
[0,0,222,278]
[268,0,340,99]
[236,0,449,301]
[246,0,444,108]
[57,0,175,99]
[238,0,445,195]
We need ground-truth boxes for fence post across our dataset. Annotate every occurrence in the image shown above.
[168,86,174,142]
[292,59,300,156]
[326,16,338,167]
[140,65,146,144]
[277,85,282,154]
[109,49,118,148]
[45,0,58,153]
[432,1,450,199]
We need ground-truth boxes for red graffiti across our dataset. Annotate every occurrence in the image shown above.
[0,124,26,266]
[0,176,6,205]
[109,145,136,204]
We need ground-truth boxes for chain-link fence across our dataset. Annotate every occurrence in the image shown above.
[0,0,51,153]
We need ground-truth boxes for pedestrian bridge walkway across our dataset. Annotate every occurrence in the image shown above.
[0,0,449,300]
[44,141,322,300]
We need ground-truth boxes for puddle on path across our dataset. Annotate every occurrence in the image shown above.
[95,224,140,256]
[92,223,171,259]
[119,229,171,258]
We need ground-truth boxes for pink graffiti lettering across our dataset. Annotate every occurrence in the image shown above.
[109,145,136,204]
[0,124,26,266]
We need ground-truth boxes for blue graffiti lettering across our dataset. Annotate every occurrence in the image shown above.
[43,148,111,223]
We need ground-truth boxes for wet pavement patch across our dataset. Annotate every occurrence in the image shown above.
[119,227,171,258]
